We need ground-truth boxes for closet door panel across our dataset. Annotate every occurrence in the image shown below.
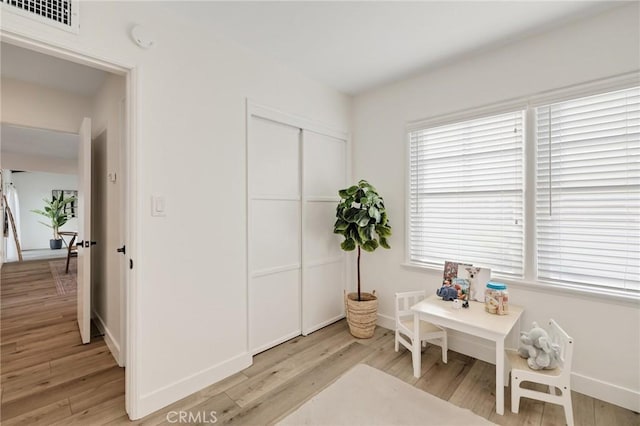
[249,117,300,197]
[250,270,301,353]
[250,200,300,272]
[303,262,345,333]
[302,130,347,334]
[303,131,346,197]
[249,115,301,354]
[304,201,343,262]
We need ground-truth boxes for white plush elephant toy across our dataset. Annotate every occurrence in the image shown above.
[518,322,561,370]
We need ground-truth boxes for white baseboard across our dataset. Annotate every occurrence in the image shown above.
[377,313,639,412]
[93,311,123,367]
[252,330,302,356]
[572,372,640,412]
[377,313,395,330]
[135,352,252,419]
[303,314,345,336]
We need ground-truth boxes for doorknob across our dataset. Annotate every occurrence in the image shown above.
[77,240,96,248]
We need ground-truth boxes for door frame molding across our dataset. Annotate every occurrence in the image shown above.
[0,30,141,419]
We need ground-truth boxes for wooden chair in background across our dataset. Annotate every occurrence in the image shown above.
[65,233,78,273]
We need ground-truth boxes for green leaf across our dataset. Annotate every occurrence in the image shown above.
[333,219,349,233]
[357,224,373,242]
[359,180,377,193]
[343,207,360,222]
[340,238,356,251]
[375,224,392,237]
[361,240,379,252]
[368,206,381,222]
[338,189,350,199]
[354,210,370,227]
[346,185,359,195]
[379,237,391,249]
[349,225,363,245]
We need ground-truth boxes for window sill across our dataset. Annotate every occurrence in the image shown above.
[401,262,640,307]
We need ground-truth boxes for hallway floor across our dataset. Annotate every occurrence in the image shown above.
[0,259,124,425]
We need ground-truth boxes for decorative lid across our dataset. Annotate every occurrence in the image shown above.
[486,281,507,290]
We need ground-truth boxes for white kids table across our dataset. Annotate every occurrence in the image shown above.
[411,295,524,415]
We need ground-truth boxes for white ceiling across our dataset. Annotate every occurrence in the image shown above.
[0,2,622,97]
[1,42,107,96]
[166,1,620,94]
[1,124,79,160]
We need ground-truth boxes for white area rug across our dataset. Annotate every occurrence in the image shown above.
[278,364,496,426]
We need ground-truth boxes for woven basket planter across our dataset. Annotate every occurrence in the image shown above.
[344,290,378,339]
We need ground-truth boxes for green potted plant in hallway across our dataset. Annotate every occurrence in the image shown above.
[31,194,76,250]
[334,179,391,338]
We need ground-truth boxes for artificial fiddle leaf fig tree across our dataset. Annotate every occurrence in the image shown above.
[334,180,391,302]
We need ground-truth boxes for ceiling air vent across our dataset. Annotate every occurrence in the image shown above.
[1,0,79,33]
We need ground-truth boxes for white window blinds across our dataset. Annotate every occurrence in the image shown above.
[409,111,524,276]
[536,86,640,291]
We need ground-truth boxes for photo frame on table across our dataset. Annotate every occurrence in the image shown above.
[442,261,472,301]
[461,266,492,302]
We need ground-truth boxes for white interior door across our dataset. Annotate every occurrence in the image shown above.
[77,117,92,344]
[302,130,347,334]
[249,117,302,354]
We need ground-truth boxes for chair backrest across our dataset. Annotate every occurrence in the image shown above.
[68,234,78,253]
[395,290,427,326]
[547,319,574,374]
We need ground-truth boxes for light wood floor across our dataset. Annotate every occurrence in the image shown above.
[2,260,638,425]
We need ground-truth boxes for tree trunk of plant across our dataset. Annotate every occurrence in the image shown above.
[357,245,361,301]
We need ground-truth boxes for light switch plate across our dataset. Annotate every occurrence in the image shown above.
[151,195,166,217]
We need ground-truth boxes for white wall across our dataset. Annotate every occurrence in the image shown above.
[0,77,91,133]
[0,2,351,418]
[352,4,640,411]
[11,171,77,250]
[91,73,127,366]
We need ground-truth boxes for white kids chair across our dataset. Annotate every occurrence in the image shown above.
[394,290,448,363]
[507,319,574,426]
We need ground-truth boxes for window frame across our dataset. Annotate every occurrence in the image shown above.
[404,72,640,302]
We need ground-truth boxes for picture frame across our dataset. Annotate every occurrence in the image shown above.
[442,261,473,301]
[442,261,472,286]
[461,266,492,302]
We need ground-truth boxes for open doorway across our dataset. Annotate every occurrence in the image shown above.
[0,41,132,422]
[2,166,79,262]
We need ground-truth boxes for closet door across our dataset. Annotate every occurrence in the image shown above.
[249,117,301,354]
[302,130,347,334]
